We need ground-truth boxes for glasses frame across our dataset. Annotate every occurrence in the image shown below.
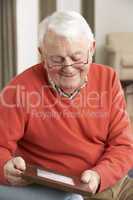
[44,49,91,69]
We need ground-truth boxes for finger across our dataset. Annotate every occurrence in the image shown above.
[12,157,26,171]
[81,171,92,183]
[6,161,23,177]
[88,176,98,194]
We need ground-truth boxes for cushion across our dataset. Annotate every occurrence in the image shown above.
[121,54,133,68]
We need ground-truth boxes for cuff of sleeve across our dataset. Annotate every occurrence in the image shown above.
[0,148,12,185]
[92,164,117,192]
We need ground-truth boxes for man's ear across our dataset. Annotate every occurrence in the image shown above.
[38,47,44,62]
[38,47,42,55]
[91,40,96,56]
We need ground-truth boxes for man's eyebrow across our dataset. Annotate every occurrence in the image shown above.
[49,54,63,57]
[48,51,84,57]
[72,51,84,56]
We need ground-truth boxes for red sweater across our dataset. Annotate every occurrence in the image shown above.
[0,63,133,192]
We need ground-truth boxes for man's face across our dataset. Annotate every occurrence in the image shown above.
[41,31,94,94]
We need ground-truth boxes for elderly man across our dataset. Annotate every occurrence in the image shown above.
[0,11,133,200]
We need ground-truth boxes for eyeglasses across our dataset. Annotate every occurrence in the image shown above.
[44,50,91,69]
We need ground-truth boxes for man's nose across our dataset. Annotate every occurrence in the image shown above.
[62,65,74,73]
[63,57,73,67]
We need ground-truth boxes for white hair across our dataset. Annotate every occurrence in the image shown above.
[38,11,94,48]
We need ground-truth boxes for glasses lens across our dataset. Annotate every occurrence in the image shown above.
[46,52,89,69]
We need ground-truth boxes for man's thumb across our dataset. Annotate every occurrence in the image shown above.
[12,157,26,171]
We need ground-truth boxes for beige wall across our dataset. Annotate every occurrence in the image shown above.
[16,0,39,74]
[95,0,133,64]
[57,0,81,12]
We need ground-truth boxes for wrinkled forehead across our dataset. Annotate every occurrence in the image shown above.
[43,30,90,55]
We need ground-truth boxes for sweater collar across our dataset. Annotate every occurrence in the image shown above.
[47,73,87,100]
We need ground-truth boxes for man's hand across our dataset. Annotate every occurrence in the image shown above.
[3,156,30,186]
[81,170,100,194]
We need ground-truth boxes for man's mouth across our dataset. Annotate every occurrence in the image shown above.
[60,72,77,77]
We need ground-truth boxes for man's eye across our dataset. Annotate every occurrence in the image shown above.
[51,56,64,63]
[71,54,83,62]
[72,57,83,62]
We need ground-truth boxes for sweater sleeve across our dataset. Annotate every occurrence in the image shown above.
[92,71,133,192]
[0,83,26,184]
